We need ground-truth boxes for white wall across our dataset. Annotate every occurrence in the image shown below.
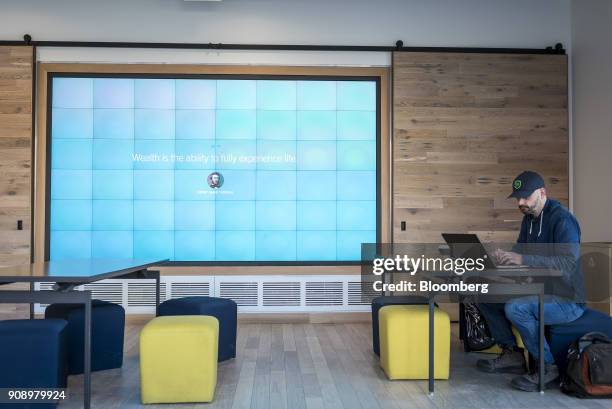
[1,0,570,48]
[572,0,612,242]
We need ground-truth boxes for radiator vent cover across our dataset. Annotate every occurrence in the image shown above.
[83,282,123,305]
[305,281,343,306]
[219,282,258,306]
[348,281,381,305]
[169,282,211,299]
[34,275,370,313]
[262,282,300,306]
[127,282,167,307]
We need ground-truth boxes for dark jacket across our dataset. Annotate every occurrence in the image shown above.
[515,199,585,303]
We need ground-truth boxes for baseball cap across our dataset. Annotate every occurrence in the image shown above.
[508,171,545,199]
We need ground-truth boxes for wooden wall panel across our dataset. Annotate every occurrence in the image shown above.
[393,52,568,243]
[0,46,33,267]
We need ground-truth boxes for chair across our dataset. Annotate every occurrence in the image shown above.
[157,296,237,361]
[0,319,68,409]
[45,300,125,374]
[140,315,218,404]
[379,304,451,380]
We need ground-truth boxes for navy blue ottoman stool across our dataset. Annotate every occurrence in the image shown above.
[0,319,68,409]
[45,300,125,375]
[371,295,429,356]
[158,296,237,361]
[548,308,612,374]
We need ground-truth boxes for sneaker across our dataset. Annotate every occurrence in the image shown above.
[476,348,527,374]
[510,364,559,392]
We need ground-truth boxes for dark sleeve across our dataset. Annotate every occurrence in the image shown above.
[522,216,580,288]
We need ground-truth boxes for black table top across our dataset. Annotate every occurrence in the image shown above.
[0,259,168,284]
[381,267,563,279]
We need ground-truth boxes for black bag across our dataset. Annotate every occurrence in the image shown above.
[463,302,495,351]
[561,332,612,398]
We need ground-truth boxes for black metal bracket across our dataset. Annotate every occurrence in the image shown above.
[52,282,83,292]
[120,268,159,280]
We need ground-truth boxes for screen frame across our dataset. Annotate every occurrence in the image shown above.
[44,72,382,266]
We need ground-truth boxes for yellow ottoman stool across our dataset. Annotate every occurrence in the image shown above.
[140,315,219,404]
[477,326,525,354]
[379,305,450,380]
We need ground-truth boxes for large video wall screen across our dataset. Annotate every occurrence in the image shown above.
[48,75,378,262]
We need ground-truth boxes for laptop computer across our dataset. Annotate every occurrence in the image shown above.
[441,233,528,269]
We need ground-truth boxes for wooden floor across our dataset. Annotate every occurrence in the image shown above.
[2,303,611,409]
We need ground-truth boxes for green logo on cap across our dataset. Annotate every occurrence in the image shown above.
[513,180,522,190]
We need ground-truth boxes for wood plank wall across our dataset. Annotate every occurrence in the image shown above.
[0,46,33,267]
[393,52,569,243]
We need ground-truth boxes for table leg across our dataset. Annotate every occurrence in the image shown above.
[153,270,161,316]
[428,295,435,395]
[29,282,34,319]
[539,292,544,393]
[458,296,469,352]
[458,300,464,341]
[84,296,92,409]
[383,270,391,297]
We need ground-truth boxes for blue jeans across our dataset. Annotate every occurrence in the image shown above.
[505,296,585,364]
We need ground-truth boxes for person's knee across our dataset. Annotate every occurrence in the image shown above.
[504,300,530,323]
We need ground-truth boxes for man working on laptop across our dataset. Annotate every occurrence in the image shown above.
[476,171,586,391]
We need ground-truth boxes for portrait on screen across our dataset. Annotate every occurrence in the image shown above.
[207,172,224,189]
